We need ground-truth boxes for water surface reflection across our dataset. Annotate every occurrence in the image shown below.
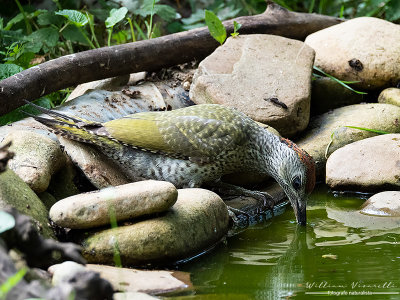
[173,185,400,299]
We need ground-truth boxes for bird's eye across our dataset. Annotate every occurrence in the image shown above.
[292,176,302,190]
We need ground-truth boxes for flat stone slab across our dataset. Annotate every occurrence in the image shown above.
[326,134,400,191]
[50,180,178,229]
[360,191,400,217]
[297,103,400,178]
[81,188,229,266]
[305,17,400,90]
[86,264,191,295]
[190,34,315,136]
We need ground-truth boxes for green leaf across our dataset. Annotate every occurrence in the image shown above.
[4,13,25,30]
[344,126,390,135]
[105,7,128,28]
[56,9,89,27]
[25,27,59,53]
[313,66,368,95]
[37,11,65,27]
[231,20,241,37]
[386,0,400,21]
[0,268,27,298]
[0,97,53,125]
[0,211,15,234]
[135,0,177,22]
[0,63,23,80]
[61,25,88,45]
[205,10,226,45]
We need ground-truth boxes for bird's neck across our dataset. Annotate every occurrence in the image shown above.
[245,127,285,178]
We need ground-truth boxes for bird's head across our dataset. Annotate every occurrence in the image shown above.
[274,138,315,226]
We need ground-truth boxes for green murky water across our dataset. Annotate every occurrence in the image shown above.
[172,185,400,299]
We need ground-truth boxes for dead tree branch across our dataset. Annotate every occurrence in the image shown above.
[0,3,342,116]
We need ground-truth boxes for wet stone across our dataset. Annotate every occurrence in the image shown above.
[297,103,400,178]
[81,188,229,266]
[326,134,400,191]
[360,192,400,217]
[50,180,178,229]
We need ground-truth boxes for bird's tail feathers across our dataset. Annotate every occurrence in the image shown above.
[23,100,122,150]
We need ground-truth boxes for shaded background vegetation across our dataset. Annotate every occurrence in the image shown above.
[0,0,398,124]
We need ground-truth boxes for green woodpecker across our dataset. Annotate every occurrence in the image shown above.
[28,102,315,225]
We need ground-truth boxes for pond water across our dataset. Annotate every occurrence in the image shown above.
[172,185,400,299]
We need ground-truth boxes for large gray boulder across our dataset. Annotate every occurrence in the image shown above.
[81,188,229,265]
[190,34,315,137]
[326,134,400,191]
[305,17,400,90]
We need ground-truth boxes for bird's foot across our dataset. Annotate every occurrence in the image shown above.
[208,180,275,214]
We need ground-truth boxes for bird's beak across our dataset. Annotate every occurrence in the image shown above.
[288,192,307,226]
[295,200,307,226]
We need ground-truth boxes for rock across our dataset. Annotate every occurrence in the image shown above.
[2,130,66,193]
[311,77,364,116]
[190,34,315,136]
[46,159,82,200]
[38,192,58,211]
[67,74,131,101]
[297,103,400,178]
[326,134,400,191]
[0,169,54,238]
[59,137,130,189]
[378,88,400,107]
[81,188,229,265]
[114,292,158,300]
[360,192,400,217]
[305,17,400,90]
[49,261,87,285]
[86,264,190,295]
[50,180,178,229]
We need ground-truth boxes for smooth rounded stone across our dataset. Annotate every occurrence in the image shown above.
[48,261,87,285]
[326,134,400,191]
[190,34,315,137]
[2,130,66,193]
[59,137,130,189]
[86,264,190,295]
[360,192,400,217]
[50,180,178,229]
[305,17,400,90]
[81,188,229,265]
[378,88,400,107]
[311,77,364,115]
[0,169,54,238]
[297,103,400,178]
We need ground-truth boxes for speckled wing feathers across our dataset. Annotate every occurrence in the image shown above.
[104,104,249,161]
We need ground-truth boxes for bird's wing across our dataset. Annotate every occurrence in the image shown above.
[103,105,249,160]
